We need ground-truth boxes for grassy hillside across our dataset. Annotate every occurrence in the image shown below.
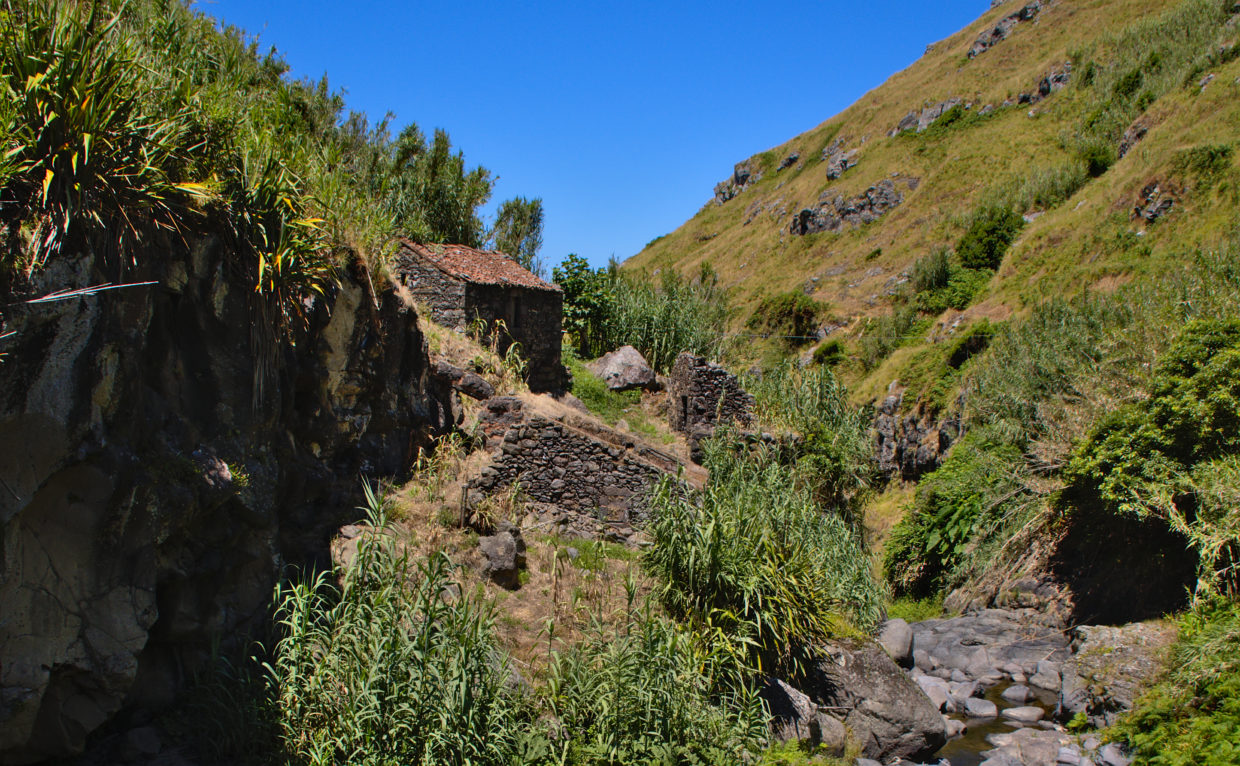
[626,0,1240,401]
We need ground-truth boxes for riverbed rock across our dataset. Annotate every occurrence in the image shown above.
[1058,621,1175,727]
[965,697,999,718]
[759,677,846,753]
[1002,705,1045,723]
[801,640,947,761]
[1001,684,1031,704]
[910,608,1070,683]
[878,618,915,667]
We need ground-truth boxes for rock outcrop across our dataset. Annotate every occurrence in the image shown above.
[969,1,1043,58]
[0,231,455,763]
[822,138,859,179]
[1058,622,1175,728]
[874,393,961,480]
[1132,181,1176,223]
[790,178,914,236]
[714,159,761,205]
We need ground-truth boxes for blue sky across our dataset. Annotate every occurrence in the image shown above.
[197,1,988,268]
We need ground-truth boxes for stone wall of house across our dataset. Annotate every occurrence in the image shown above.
[668,352,754,435]
[465,397,682,540]
[465,284,564,392]
[391,254,468,327]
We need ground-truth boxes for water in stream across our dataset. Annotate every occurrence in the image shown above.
[933,680,1060,766]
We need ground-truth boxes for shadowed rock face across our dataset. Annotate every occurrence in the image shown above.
[0,230,454,763]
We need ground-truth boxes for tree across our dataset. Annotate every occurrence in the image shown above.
[384,124,493,246]
[491,196,544,277]
[552,253,613,356]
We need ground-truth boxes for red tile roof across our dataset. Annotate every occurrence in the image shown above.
[396,239,560,292]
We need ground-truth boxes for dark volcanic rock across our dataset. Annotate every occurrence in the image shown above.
[970,1,1042,58]
[759,676,846,753]
[0,232,455,763]
[800,640,947,762]
[791,178,913,236]
[1059,622,1175,727]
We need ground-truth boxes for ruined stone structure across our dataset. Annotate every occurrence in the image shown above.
[667,352,754,440]
[392,239,564,391]
[466,397,689,542]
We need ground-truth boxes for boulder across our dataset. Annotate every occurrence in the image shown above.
[432,360,496,400]
[587,346,657,391]
[878,618,915,667]
[964,697,998,718]
[759,677,846,754]
[478,523,526,589]
[1001,705,1045,723]
[800,640,947,762]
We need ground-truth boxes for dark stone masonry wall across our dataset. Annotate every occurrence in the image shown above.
[466,397,681,532]
[465,284,564,392]
[668,352,754,435]
[391,252,468,327]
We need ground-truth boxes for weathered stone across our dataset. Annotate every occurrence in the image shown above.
[878,618,915,667]
[1132,182,1175,223]
[964,697,998,718]
[1002,705,1045,723]
[1059,622,1175,728]
[479,526,525,589]
[800,640,947,762]
[790,178,913,236]
[587,345,657,391]
[759,677,845,754]
[668,353,753,451]
[970,2,1042,58]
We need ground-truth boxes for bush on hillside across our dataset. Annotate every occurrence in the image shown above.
[956,205,1024,270]
[812,338,846,367]
[547,611,768,765]
[1062,319,1240,594]
[646,435,885,674]
[747,291,828,346]
[859,303,922,371]
[911,250,950,293]
[883,428,1029,597]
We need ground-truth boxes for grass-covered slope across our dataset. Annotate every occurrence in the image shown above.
[626,0,1240,394]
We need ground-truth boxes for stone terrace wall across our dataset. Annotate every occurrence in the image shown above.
[668,352,754,435]
[391,252,467,328]
[466,397,683,538]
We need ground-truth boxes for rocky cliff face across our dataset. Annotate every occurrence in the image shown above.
[0,231,455,763]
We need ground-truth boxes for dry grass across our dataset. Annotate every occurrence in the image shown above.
[623,0,1240,405]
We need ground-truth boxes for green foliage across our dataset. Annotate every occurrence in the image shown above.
[0,1,200,270]
[646,435,885,674]
[547,611,768,765]
[562,343,641,424]
[957,205,1024,271]
[554,257,731,372]
[883,428,1028,597]
[1116,598,1240,765]
[1062,320,1240,593]
[911,250,950,293]
[490,195,545,277]
[915,262,991,315]
[747,291,827,345]
[744,363,876,514]
[264,484,531,765]
[812,338,846,367]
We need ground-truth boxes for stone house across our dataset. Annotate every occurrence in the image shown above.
[392,239,564,391]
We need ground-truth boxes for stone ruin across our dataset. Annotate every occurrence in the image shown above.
[464,396,692,544]
[667,352,754,460]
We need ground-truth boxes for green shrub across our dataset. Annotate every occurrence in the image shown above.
[1115,598,1240,765]
[957,205,1024,270]
[547,611,768,764]
[744,363,876,514]
[812,339,846,366]
[915,265,991,314]
[883,428,1028,597]
[554,258,731,372]
[264,484,532,765]
[646,436,885,673]
[1175,144,1235,182]
[911,250,950,293]
[1062,320,1240,593]
[748,291,828,346]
